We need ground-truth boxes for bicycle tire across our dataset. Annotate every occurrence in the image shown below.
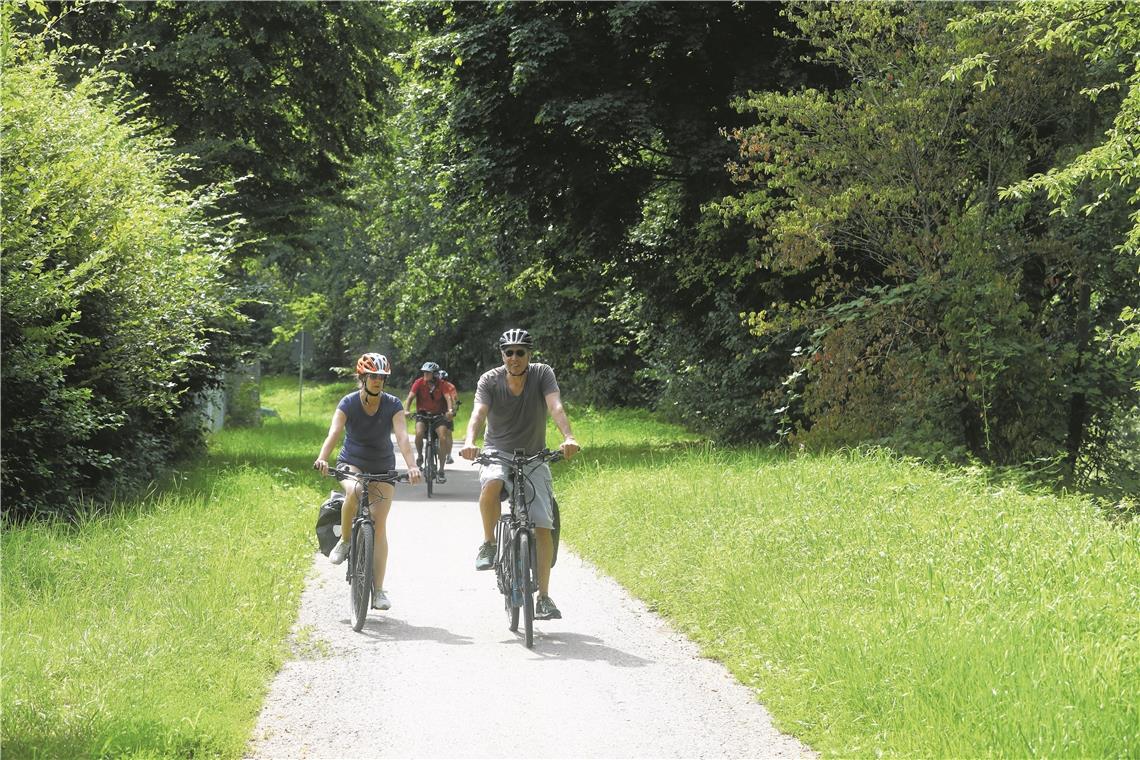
[506,531,520,632]
[425,436,436,498]
[519,530,534,648]
[349,523,374,632]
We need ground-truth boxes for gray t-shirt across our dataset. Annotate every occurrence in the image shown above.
[475,363,559,455]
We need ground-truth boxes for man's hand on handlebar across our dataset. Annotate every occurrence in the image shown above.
[313,458,330,475]
[459,443,479,461]
[559,437,580,461]
[406,466,423,484]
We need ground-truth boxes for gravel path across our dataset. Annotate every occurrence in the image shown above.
[245,447,814,759]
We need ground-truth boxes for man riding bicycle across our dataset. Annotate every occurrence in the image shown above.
[459,328,579,620]
[404,361,457,484]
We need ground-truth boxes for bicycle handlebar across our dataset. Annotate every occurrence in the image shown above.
[328,467,410,484]
[472,448,564,468]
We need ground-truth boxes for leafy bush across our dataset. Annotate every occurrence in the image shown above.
[1,20,242,519]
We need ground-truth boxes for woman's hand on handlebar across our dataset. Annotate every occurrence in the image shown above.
[313,458,330,475]
[406,465,423,484]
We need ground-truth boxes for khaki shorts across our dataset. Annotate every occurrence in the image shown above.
[478,455,555,529]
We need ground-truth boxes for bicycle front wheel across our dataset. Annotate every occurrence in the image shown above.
[349,524,374,632]
[425,439,436,498]
[518,531,534,648]
[504,530,520,632]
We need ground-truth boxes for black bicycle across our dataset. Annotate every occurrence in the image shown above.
[473,448,563,648]
[328,467,408,631]
[415,412,448,498]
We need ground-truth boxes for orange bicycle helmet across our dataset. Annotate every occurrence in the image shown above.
[356,352,391,376]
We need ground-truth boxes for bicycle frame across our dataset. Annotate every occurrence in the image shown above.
[328,468,406,631]
[415,412,448,497]
[475,448,562,647]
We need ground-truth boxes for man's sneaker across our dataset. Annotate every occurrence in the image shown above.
[445,455,454,464]
[436,473,447,484]
[475,541,496,571]
[329,540,349,565]
[371,589,391,610]
[535,595,562,620]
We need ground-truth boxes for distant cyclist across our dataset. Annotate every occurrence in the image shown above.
[460,328,579,620]
[403,361,457,484]
[314,353,422,611]
[438,369,460,464]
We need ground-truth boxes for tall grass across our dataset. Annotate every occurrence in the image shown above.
[557,442,1140,757]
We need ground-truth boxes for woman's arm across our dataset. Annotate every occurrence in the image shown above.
[314,408,347,474]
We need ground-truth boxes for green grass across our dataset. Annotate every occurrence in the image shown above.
[3,376,1135,757]
[557,443,1140,757]
[1,377,336,759]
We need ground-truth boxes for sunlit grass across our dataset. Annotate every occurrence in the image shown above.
[557,444,1140,757]
[1,467,313,759]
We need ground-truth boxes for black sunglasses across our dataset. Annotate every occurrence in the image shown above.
[502,349,528,358]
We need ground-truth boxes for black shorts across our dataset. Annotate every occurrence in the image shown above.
[335,456,397,477]
[418,415,454,431]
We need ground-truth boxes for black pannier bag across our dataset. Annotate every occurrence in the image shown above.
[315,491,345,556]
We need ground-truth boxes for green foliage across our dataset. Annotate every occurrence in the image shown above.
[1,21,241,518]
[718,1,1139,490]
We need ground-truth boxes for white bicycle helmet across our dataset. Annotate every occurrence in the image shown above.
[497,328,533,349]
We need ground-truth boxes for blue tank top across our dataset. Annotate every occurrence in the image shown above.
[336,391,402,472]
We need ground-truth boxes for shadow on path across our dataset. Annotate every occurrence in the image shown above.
[338,614,476,646]
[523,631,652,667]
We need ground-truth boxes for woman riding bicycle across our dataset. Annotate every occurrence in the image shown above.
[313,353,422,611]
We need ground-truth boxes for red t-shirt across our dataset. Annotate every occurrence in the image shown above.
[410,377,455,414]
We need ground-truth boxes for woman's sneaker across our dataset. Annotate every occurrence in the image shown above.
[329,540,349,565]
[535,595,562,620]
[371,589,391,610]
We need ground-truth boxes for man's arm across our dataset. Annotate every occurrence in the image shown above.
[459,401,490,460]
[545,391,579,460]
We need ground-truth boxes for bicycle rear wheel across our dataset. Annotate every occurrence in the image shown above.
[518,531,534,648]
[349,524,374,632]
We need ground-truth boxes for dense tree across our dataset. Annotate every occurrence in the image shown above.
[374,1,825,427]
[1,6,243,517]
[719,1,1138,489]
[48,1,399,273]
